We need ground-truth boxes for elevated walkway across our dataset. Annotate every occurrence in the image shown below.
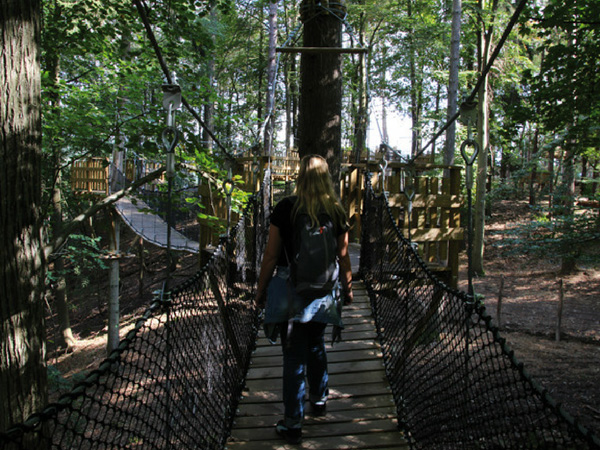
[114,196,200,253]
[227,282,408,449]
[4,182,598,450]
[227,245,408,449]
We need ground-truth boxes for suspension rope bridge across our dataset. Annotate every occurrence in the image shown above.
[2,171,599,450]
[110,164,202,253]
[114,196,200,253]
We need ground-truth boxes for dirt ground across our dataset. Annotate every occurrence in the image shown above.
[457,200,600,436]
[46,200,600,437]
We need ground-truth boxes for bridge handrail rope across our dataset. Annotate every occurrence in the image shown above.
[359,170,600,449]
[0,171,272,450]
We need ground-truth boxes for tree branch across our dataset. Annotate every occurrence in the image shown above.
[45,166,167,261]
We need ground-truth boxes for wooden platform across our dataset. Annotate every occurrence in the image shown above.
[226,281,408,449]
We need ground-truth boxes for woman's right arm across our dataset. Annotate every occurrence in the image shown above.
[337,231,353,305]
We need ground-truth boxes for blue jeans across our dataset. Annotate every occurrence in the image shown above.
[280,321,329,429]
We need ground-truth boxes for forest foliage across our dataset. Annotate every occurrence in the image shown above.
[36,0,599,334]
[35,0,600,298]
[2,0,598,428]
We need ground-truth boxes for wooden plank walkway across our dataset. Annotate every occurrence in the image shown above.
[226,279,409,449]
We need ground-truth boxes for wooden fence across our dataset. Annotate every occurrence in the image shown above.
[340,161,463,288]
[71,158,110,195]
[70,156,464,286]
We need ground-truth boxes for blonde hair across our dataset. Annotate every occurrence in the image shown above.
[293,154,348,228]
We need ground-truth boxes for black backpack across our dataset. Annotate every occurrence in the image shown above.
[289,211,339,299]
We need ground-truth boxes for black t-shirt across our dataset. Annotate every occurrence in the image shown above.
[270,195,347,267]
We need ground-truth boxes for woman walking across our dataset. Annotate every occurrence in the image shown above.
[255,154,353,445]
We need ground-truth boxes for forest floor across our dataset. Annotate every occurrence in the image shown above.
[457,199,600,436]
[46,200,600,436]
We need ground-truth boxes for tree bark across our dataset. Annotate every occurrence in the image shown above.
[548,145,556,214]
[473,76,490,276]
[407,0,422,157]
[529,127,540,206]
[284,59,293,154]
[0,0,48,437]
[298,0,344,186]
[45,9,76,351]
[52,171,76,351]
[352,8,368,163]
[203,2,217,152]
[559,142,577,274]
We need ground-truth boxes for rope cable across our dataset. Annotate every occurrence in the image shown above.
[132,0,234,161]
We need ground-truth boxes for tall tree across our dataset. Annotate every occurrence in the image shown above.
[472,0,500,276]
[348,0,370,163]
[0,0,48,437]
[43,0,76,351]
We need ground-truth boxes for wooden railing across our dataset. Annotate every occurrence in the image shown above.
[234,153,300,193]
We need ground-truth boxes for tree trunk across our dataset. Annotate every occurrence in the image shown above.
[431,82,442,162]
[559,143,577,274]
[592,157,599,196]
[381,94,389,145]
[0,0,48,437]
[473,77,490,276]
[529,127,540,206]
[104,30,129,355]
[203,2,217,152]
[581,155,588,197]
[284,59,293,155]
[263,0,278,155]
[472,0,496,276]
[256,5,265,135]
[298,0,345,186]
[52,172,76,351]
[444,0,462,167]
[407,0,422,157]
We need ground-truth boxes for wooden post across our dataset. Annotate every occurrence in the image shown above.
[497,275,504,328]
[138,236,145,299]
[107,211,121,355]
[556,279,564,342]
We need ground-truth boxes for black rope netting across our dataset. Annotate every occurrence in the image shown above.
[359,173,600,450]
[0,174,272,450]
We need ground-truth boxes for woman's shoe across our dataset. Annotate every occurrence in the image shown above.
[276,420,302,444]
[311,401,327,416]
